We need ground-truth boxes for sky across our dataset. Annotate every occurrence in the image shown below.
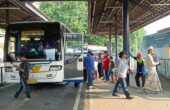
[144,15,170,35]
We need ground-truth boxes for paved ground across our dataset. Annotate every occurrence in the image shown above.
[0,83,79,110]
[79,76,170,110]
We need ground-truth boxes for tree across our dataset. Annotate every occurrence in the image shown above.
[39,2,146,51]
[130,28,146,53]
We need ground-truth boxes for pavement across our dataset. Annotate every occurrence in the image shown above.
[0,83,79,110]
[79,76,170,110]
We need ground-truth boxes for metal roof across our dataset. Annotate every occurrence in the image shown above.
[89,0,170,35]
[0,0,51,29]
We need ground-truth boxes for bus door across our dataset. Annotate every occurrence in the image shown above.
[64,33,83,79]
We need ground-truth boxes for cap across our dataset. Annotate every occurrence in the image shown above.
[147,46,153,50]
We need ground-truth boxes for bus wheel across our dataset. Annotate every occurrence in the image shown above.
[74,82,80,87]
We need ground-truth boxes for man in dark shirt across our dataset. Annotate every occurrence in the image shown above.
[14,53,31,100]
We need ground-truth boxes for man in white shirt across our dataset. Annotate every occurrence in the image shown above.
[112,51,134,99]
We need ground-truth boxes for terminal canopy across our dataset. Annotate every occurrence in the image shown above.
[0,0,50,29]
[88,0,170,35]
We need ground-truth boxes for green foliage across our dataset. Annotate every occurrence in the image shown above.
[40,2,87,33]
[130,28,146,52]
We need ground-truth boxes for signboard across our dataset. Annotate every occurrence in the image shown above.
[65,33,83,41]
[22,30,44,36]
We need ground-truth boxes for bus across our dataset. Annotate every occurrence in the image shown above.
[4,22,83,84]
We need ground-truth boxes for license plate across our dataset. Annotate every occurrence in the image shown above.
[28,79,37,84]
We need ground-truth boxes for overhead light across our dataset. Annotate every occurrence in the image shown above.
[0,7,20,10]
[150,4,170,6]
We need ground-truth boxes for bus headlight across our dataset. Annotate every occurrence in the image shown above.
[5,67,13,72]
[49,66,62,71]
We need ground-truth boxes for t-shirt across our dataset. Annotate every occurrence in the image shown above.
[103,57,110,70]
[85,55,94,71]
[134,57,144,73]
[19,60,30,79]
[116,59,129,78]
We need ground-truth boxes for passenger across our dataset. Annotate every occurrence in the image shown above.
[143,46,162,94]
[37,41,44,52]
[55,39,61,52]
[103,53,110,83]
[14,53,31,100]
[85,50,95,90]
[130,52,146,88]
[97,53,103,78]
[44,42,51,49]
[21,45,29,52]
[109,56,115,83]
[55,39,61,60]
[112,51,134,99]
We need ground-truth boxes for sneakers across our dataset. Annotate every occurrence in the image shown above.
[112,93,120,97]
[89,86,95,89]
[126,96,134,100]
[14,94,18,99]
[135,86,141,89]
[85,89,89,92]
[104,80,109,83]
[24,98,30,101]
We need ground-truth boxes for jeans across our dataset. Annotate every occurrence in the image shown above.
[97,63,103,78]
[135,72,145,87]
[126,73,130,87]
[83,68,87,83]
[103,70,105,79]
[15,78,31,98]
[113,78,130,97]
[87,70,94,87]
[104,70,109,81]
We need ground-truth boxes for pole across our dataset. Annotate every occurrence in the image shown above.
[123,0,130,52]
[115,16,118,63]
[109,24,112,56]
[123,0,130,86]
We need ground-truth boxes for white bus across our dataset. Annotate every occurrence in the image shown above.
[4,22,83,84]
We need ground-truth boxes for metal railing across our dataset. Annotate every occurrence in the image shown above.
[157,59,170,78]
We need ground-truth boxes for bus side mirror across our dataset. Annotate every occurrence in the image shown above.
[8,52,16,62]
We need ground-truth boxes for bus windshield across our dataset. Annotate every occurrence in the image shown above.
[6,29,62,61]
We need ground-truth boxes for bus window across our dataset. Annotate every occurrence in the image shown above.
[6,30,62,61]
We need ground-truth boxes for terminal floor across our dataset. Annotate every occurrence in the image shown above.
[79,76,170,110]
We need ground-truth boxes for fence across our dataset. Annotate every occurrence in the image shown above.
[130,58,170,79]
[157,59,170,78]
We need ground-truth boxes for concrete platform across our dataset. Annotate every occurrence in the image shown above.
[79,77,170,110]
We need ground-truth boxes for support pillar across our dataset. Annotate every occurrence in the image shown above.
[122,0,130,86]
[123,0,130,52]
[108,24,112,56]
[115,16,118,63]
